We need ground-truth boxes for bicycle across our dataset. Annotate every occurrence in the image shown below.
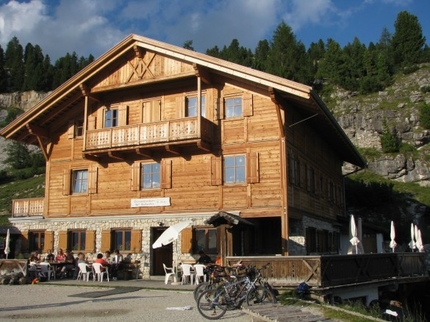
[196,264,276,320]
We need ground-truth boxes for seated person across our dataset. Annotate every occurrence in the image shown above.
[110,249,123,280]
[196,251,213,265]
[94,253,110,271]
[56,248,66,262]
[61,250,76,279]
[45,249,55,262]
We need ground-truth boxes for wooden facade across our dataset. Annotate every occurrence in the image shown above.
[0,34,365,277]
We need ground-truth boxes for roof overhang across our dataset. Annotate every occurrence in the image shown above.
[205,211,255,227]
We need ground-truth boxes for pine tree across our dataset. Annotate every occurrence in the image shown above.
[392,11,426,68]
[4,37,25,91]
[0,45,7,92]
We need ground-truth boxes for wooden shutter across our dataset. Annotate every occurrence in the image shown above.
[118,105,128,126]
[247,152,259,183]
[243,93,253,117]
[97,107,104,129]
[58,231,68,251]
[176,96,184,118]
[211,156,222,186]
[181,228,193,253]
[161,159,172,189]
[62,169,71,196]
[44,231,54,253]
[130,161,140,191]
[217,98,223,120]
[67,120,74,139]
[88,164,98,194]
[87,115,96,130]
[153,100,161,121]
[85,230,96,253]
[100,230,111,253]
[130,229,142,253]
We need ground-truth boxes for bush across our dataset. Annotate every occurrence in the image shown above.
[380,121,401,153]
[419,102,430,129]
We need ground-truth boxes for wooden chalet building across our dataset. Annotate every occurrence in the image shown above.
[0,34,366,277]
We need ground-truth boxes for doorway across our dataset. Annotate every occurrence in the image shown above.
[151,227,173,275]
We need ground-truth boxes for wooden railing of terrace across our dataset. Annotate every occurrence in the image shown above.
[85,116,213,150]
[12,198,44,217]
[226,253,428,288]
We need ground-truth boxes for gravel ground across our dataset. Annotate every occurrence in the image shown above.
[0,285,263,321]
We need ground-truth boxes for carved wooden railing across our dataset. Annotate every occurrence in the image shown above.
[85,116,213,150]
[12,198,44,217]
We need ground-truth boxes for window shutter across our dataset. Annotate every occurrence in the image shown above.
[44,231,54,253]
[211,156,222,186]
[118,105,128,126]
[181,228,193,253]
[247,152,259,183]
[97,107,104,129]
[85,230,96,253]
[101,230,111,253]
[88,164,98,194]
[58,231,68,251]
[87,115,96,130]
[130,229,142,253]
[67,120,74,139]
[62,169,71,196]
[131,162,140,191]
[153,100,161,121]
[243,92,253,117]
[161,159,172,189]
[176,96,184,118]
[217,98,224,120]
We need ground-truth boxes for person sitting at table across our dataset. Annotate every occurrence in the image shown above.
[45,249,55,262]
[27,252,39,279]
[110,249,123,281]
[95,253,110,271]
[56,248,66,262]
[196,250,213,265]
[61,250,76,279]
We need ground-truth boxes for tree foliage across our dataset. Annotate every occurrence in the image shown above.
[380,120,401,153]
[419,102,430,129]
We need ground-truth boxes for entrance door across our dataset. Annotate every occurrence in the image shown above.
[151,227,173,275]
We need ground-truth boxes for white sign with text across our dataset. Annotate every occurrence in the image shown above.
[131,197,171,207]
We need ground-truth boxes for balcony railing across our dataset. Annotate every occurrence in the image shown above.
[85,116,213,150]
[12,198,44,217]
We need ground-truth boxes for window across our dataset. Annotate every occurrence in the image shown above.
[68,230,85,251]
[75,119,84,137]
[225,97,242,118]
[105,108,119,128]
[72,170,88,194]
[29,231,45,252]
[306,166,315,193]
[141,162,160,189]
[194,228,217,254]
[113,230,131,252]
[186,96,206,117]
[224,155,245,184]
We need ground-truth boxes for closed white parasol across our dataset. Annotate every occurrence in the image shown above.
[389,221,397,252]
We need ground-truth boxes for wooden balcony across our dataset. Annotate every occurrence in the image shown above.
[12,198,44,218]
[84,116,213,153]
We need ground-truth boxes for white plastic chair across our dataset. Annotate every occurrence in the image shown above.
[163,263,176,284]
[39,262,55,281]
[180,264,194,285]
[193,264,207,285]
[92,263,109,282]
[77,263,92,281]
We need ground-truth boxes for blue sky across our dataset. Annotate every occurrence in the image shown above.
[0,0,429,61]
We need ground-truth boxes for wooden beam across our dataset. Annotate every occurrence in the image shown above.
[197,140,212,152]
[133,45,145,58]
[268,87,285,139]
[26,124,49,139]
[36,136,48,161]
[82,153,100,162]
[165,145,181,155]
[80,83,103,103]
[193,63,212,84]
[108,151,125,160]
[135,148,152,158]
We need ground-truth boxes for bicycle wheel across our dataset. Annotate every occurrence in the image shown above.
[197,288,228,320]
[245,286,277,306]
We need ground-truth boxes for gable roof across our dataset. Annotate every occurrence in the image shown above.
[0,34,366,168]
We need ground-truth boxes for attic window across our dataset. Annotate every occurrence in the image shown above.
[75,119,84,137]
[225,97,242,118]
